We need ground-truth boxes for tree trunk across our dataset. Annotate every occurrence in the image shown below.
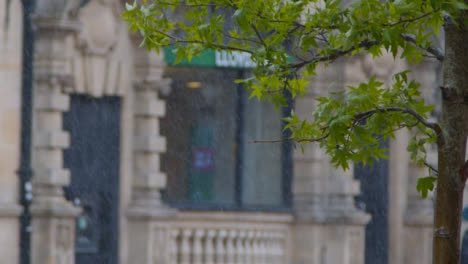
[433,15,468,264]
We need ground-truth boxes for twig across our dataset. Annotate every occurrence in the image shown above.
[354,107,441,135]
[288,40,378,70]
[401,34,444,61]
[251,24,266,47]
[424,161,439,175]
[383,10,439,27]
[249,133,329,144]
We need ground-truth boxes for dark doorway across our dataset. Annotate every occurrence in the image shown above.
[63,95,121,264]
[354,142,389,264]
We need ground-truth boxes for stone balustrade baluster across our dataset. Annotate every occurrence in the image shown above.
[169,229,180,264]
[263,231,274,264]
[273,233,284,264]
[181,229,193,264]
[272,232,281,264]
[226,230,237,264]
[258,231,267,264]
[252,231,260,264]
[272,232,283,264]
[235,231,246,264]
[193,229,204,264]
[147,219,289,264]
[245,231,254,264]
[215,230,227,264]
[261,232,270,264]
[205,230,216,264]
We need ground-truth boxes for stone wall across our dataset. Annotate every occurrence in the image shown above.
[0,0,24,262]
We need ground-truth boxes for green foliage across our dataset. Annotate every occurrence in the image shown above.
[417,176,437,199]
[122,0,468,198]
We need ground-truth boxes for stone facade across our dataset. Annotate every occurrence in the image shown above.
[0,1,460,264]
[0,0,23,262]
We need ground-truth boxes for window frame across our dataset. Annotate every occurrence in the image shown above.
[161,68,294,212]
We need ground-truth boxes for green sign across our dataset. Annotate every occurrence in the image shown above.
[163,47,256,69]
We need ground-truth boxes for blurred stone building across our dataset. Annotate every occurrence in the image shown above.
[0,0,464,264]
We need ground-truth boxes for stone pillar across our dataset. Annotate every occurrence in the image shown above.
[388,130,409,264]
[398,58,439,264]
[127,38,176,264]
[30,13,81,264]
[292,61,370,264]
[403,163,434,264]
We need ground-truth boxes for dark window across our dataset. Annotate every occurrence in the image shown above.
[161,67,292,211]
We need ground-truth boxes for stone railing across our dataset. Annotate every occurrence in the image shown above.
[149,212,292,264]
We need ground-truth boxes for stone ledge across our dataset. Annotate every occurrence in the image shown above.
[133,172,166,188]
[175,211,294,225]
[126,206,294,225]
[404,213,433,227]
[33,168,70,185]
[30,201,81,217]
[0,203,22,217]
[133,79,172,91]
[134,99,165,117]
[34,131,70,149]
[126,204,177,220]
[33,17,81,34]
[295,209,371,225]
[35,91,70,111]
[134,135,166,153]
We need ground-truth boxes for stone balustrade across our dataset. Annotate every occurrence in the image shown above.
[148,212,292,264]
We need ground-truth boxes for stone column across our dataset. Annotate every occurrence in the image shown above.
[403,163,434,264]
[388,130,409,264]
[30,15,81,264]
[128,79,173,215]
[127,38,176,264]
[399,59,439,264]
[292,61,370,264]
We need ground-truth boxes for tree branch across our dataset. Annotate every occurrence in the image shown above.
[401,34,444,61]
[251,24,266,47]
[425,161,439,175]
[383,10,439,27]
[289,40,378,70]
[249,133,329,144]
[355,107,442,134]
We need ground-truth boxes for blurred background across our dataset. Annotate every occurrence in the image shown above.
[0,0,465,264]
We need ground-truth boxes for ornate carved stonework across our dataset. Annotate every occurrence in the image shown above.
[76,0,120,54]
[70,0,130,97]
[360,51,406,80]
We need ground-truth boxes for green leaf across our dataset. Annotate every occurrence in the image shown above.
[125,1,137,11]
[453,0,468,10]
[416,176,437,199]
